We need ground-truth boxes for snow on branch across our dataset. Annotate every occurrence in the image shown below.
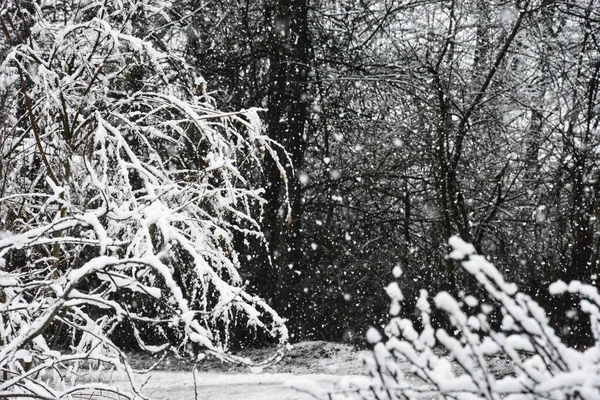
[314,236,600,400]
[0,1,288,398]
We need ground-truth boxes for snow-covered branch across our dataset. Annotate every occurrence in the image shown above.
[0,1,287,398]
[321,237,600,400]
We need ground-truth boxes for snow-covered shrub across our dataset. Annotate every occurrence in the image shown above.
[318,237,600,400]
[0,1,288,398]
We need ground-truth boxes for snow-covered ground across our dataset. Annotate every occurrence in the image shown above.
[96,341,514,400]
[97,341,372,400]
[111,371,359,400]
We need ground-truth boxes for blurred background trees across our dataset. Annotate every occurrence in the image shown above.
[174,0,600,345]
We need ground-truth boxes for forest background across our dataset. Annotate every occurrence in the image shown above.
[179,0,600,346]
[1,0,599,353]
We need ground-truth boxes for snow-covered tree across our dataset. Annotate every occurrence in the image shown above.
[312,237,600,399]
[0,1,288,398]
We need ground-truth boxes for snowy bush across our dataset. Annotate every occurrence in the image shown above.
[0,1,287,398]
[315,237,600,400]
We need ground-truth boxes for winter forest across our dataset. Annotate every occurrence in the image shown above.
[1,0,600,399]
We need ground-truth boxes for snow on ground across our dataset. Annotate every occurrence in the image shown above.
[97,341,370,400]
[83,341,513,399]
[129,341,368,375]
[109,371,363,400]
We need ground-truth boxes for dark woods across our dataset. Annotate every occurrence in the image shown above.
[184,0,600,347]
[1,0,599,350]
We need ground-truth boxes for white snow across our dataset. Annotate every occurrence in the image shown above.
[366,327,382,344]
[448,236,476,259]
[108,371,357,400]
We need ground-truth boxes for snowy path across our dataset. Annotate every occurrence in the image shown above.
[100,341,371,399]
[112,371,345,400]
[82,342,448,399]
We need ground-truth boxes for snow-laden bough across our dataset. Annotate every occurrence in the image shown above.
[312,236,600,400]
[0,1,289,399]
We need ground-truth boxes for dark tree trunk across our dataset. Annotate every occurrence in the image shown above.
[262,0,311,336]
